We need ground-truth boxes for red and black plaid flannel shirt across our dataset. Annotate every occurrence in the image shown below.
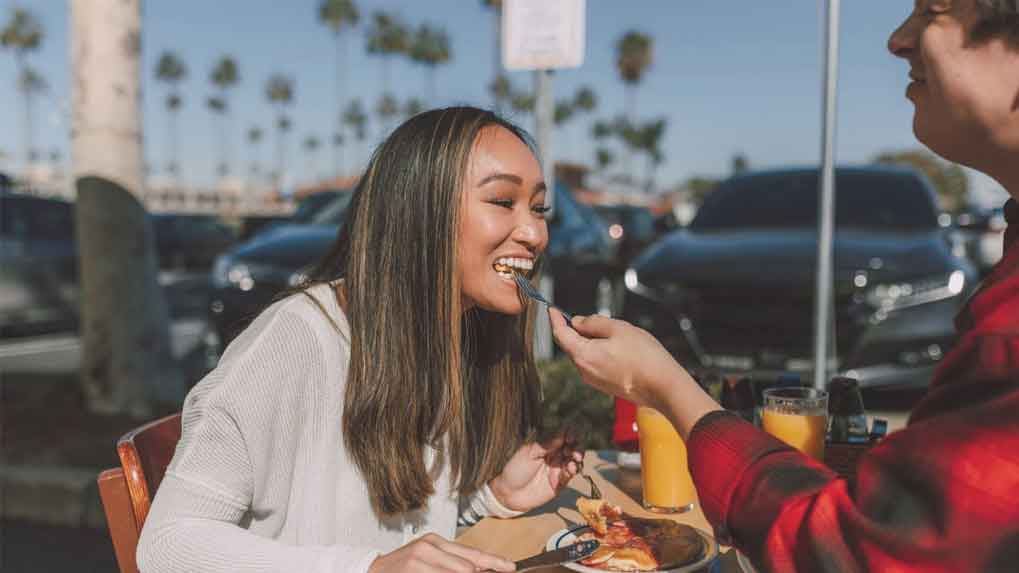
[687,198,1019,572]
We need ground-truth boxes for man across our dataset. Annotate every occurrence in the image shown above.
[551,1,1019,571]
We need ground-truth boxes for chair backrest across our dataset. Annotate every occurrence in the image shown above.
[97,468,139,573]
[117,412,183,531]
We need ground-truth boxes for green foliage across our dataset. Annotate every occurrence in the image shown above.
[537,359,615,450]
[1,8,43,55]
[409,23,451,67]
[366,12,409,56]
[871,149,970,213]
[318,0,360,35]
[616,31,652,85]
[155,51,187,84]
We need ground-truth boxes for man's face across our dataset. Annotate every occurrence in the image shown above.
[888,0,1019,167]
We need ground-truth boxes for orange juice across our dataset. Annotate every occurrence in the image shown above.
[762,410,827,460]
[636,407,695,512]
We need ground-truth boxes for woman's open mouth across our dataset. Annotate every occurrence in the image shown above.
[493,257,534,281]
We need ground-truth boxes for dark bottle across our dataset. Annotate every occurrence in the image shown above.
[828,376,869,443]
[721,376,757,425]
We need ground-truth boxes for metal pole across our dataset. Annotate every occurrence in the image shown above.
[813,0,840,390]
[534,68,555,360]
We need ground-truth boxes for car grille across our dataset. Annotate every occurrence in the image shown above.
[683,286,862,360]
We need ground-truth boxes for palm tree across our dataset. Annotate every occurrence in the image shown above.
[2,7,44,167]
[574,85,597,114]
[481,0,503,112]
[246,125,264,182]
[205,96,226,177]
[331,131,345,176]
[595,147,614,174]
[489,74,512,112]
[342,98,367,170]
[366,11,409,96]
[375,93,399,138]
[616,31,652,181]
[318,0,359,177]
[154,51,187,177]
[209,55,240,177]
[265,74,294,187]
[16,66,46,163]
[404,97,424,119]
[303,135,322,182]
[71,0,181,416]
[409,23,451,104]
[616,31,652,122]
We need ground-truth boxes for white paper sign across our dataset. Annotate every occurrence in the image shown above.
[502,0,585,71]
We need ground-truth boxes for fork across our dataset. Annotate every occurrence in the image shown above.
[514,273,574,327]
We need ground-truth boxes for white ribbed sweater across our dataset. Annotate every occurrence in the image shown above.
[137,284,520,573]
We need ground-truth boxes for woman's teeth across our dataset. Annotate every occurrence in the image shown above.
[494,257,534,278]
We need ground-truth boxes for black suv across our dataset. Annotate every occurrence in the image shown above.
[622,166,977,390]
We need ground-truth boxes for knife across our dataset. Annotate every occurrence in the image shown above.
[513,539,600,572]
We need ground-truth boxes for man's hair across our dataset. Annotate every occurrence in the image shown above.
[973,0,1019,46]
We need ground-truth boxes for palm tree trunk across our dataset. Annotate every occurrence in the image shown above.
[492,10,501,113]
[334,34,346,177]
[624,85,637,183]
[17,54,34,168]
[276,116,286,188]
[427,67,437,105]
[71,0,183,418]
[166,105,177,181]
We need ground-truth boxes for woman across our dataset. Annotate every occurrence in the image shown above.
[552,1,1019,571]
[138,107,581,573]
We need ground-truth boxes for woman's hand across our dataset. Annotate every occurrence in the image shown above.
[369,533,515,573]
[489,434,584,512]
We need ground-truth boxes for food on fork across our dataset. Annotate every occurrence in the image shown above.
[574,498,704,571]
[578,498,623,536]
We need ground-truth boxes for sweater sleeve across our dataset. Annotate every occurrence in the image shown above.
[136,305,380,573]
[457,484,525,526]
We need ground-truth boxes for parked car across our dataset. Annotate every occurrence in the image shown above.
[208,183,615,346]
[152,213,237,270]
[0,192,79,337]
[952,205,1006,277]
[593,204,659,270]
[622,166,977,391]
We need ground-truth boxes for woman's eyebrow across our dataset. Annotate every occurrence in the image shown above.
[532,181,547,197]
[477,172,523,187]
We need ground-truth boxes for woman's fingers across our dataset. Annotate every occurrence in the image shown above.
[429,536,515,572]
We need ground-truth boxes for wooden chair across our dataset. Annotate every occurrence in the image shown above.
[97,413,182,573]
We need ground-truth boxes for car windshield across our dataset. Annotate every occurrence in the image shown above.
[292,191,341,223]
[690,170,940,231]
[310,192,354,225]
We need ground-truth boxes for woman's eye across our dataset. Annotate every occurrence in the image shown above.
[490,199,514,209]
[532,205,551,215]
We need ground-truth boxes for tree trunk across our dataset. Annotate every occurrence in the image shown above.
[334,33,345,178]
[492,11,502,113]
[71,0,183,418]
[17,54,34,168]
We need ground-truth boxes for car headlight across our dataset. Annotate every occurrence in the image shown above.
[864,270,966,311]
[624,268,690,302]
[211,255,255,291]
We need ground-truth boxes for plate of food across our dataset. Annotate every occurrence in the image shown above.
[546,498,718,572]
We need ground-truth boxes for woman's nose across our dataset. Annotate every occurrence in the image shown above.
[512,217,548,249]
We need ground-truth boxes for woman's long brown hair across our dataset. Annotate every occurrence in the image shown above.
[298,107,543,516]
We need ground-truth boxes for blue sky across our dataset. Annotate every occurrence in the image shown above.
[0,0,1008,206]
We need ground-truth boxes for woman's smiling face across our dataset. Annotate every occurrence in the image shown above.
[458,125,549,314]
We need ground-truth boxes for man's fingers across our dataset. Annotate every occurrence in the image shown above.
[570,314,621,339]
[549,308,589,354]
[434,539,515,572]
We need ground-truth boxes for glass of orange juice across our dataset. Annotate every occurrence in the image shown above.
[761,387,828,460]
[636,406,695,513]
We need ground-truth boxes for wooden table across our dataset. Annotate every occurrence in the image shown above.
[457,450,743,572]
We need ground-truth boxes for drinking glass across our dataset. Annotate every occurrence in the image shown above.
[761,387,829,460]
[636,407,695,513]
